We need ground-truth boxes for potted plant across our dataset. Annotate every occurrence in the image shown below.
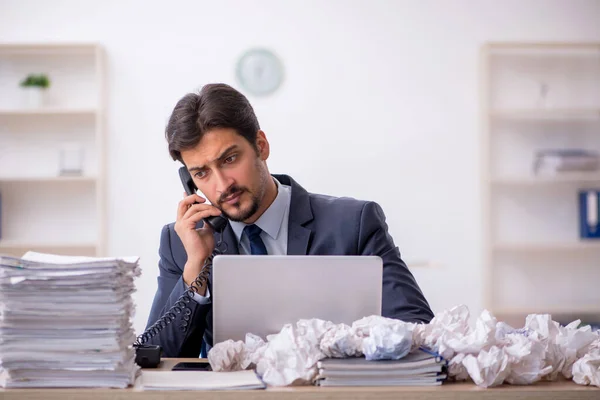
[19,73,51,108]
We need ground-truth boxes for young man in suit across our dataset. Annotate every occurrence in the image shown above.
[145,83,433,357]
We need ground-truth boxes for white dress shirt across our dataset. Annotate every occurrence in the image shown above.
[190,177,291,304]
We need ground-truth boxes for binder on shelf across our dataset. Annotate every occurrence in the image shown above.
[579,190,600,239]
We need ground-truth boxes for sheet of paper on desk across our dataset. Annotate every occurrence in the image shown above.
[141,370,266,390]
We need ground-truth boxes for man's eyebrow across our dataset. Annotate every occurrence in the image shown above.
[188,145,239,172]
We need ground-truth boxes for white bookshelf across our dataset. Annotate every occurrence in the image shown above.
[0,43,106,257]
[481,42,600,326]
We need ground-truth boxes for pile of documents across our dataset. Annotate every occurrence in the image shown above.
[0,251,141,388]
[316,348,448,386]
[533,149,599,175]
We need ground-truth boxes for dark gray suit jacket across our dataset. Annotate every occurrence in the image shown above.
[145,174,433,357]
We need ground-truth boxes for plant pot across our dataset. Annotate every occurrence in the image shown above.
[22,87,47,108]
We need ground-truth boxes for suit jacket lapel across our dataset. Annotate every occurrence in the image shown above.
[273,174,314,255]
[288,223,311,255]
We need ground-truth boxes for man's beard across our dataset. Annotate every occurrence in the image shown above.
[217,185,262,222]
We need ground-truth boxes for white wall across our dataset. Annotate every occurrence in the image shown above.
[1,0,599,334]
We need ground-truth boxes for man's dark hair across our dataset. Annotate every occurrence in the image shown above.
[165,83,260,162]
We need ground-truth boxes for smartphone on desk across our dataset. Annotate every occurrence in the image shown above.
[178,166,227,232]
[172,361,212,371]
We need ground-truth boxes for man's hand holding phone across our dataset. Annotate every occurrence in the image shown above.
[174,193,222,294]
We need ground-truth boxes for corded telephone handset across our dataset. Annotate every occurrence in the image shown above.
[133,167,228,368]
[178,166,228,232]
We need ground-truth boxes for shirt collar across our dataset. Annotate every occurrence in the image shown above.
[229,177,290,242]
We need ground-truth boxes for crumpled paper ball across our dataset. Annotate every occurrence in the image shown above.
[319,323,362,358]
[524,315,598,380]
[502,330,551,385]
[208,333,267,372]
[462,345,510,387]
[572,347,600,387]
[351,315,415,360]
[416,305,497,361]
[256,319,333,386]
[208,339,245,372]
[362,322,413,361]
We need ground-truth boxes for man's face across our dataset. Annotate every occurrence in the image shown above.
[180,128,271,223]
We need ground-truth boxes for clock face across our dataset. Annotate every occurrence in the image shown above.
[235,49,284,96]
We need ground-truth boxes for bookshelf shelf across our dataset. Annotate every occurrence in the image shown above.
[0,43,98,55]
[0,108,97,116]
[493,241,600,252]
[0,240,97,250]
[491,173,600,185]
[490,108,600,120]
[0,240,97,257]
[0,176,97,183]
[494,307,600,328]
[495,307,600,317]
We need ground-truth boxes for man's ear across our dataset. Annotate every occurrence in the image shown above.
[255,130,270,161]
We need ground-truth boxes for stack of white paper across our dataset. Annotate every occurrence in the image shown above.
[316,349,448,387]
[0,251,141,388]
[141,370,266,391]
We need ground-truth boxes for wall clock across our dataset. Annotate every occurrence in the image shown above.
[235,48,284,96]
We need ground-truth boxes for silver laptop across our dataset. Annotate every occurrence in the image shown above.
[212,255,383,344]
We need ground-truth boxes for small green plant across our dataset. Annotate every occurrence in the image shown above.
[19,74,51,89]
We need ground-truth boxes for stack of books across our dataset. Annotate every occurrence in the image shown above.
[316,348,447,387]
[0,251,141,388]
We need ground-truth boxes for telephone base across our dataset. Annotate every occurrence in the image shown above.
[135,345,162,368]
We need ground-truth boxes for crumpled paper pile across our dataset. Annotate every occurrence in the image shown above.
[207,305,600,388]
[208,315,413,386]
